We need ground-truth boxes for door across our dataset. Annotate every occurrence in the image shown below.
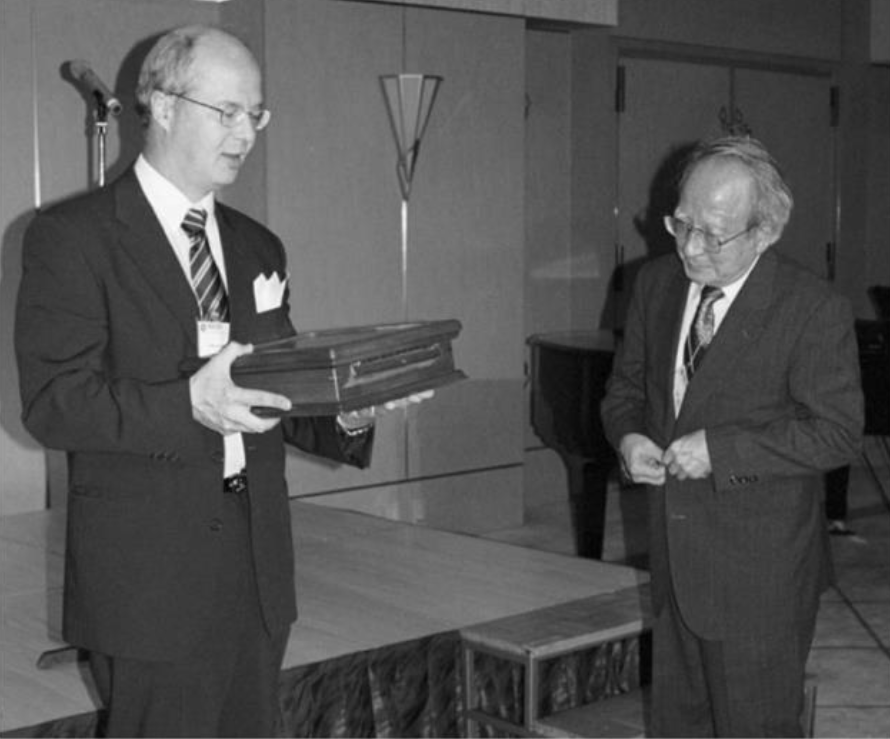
[614,56,727,330]
[733,67,836,279]
[614,55,837,332]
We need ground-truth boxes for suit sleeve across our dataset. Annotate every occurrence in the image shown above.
[282,418,374,469]
[15,210,207,459]
[707,291,864,489]
[601,264,652,449]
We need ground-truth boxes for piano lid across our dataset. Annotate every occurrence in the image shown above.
[527,330,616,354]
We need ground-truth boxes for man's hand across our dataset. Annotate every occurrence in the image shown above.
[383,390,435,411]
[337,391,435,431]
[619,433,666,485]
[190,342,292,435]
[663,429,711,480]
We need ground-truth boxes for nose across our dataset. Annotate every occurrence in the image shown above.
[678,228,709,255]
[231,114,257,144]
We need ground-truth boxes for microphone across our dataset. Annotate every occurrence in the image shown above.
[68,60,122,116]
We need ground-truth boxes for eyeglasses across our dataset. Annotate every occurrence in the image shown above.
[664,215,758,254]
[167,92,271,131]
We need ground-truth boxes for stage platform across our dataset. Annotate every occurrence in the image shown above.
[1,499,648,736]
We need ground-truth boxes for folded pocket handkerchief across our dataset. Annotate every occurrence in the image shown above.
[253,271,287,313]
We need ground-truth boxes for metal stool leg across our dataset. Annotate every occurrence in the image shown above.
[462,644,477,738]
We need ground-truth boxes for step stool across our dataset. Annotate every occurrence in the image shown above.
[459,583,651,737]
[532,677,817,738]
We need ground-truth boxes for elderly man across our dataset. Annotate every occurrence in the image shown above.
[601,136,863,737]
[15,25,423,736]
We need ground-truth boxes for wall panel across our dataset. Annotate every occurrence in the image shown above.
[0,1,45,515]
[266,0,525,521]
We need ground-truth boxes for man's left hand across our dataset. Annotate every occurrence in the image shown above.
[337,390,435,430]
[663,429,711,480]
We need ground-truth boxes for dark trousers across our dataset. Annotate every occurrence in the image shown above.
[88,490,289,737]
[824,465,850,521]
[650,585,816,737]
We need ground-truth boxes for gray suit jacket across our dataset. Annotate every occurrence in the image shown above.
[601,249,863,639]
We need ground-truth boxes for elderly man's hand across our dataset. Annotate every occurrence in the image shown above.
[663,429,711,480]
[618,433,666,486]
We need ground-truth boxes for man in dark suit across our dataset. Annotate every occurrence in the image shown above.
[15,25,415,737]
[601,136,863,737]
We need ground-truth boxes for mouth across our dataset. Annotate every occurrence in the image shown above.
[682,259,712,275]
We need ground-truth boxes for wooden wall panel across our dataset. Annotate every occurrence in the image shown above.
[266,0,526,515]
[403,7,525,478]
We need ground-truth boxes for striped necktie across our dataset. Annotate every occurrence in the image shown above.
[181,208,229,321]
[684,285,724,379]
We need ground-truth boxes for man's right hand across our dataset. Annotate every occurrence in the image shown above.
[189,342,292,435]
[618,433,666,485]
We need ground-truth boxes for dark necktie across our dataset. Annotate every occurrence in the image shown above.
[684,285,724,379]
[181,208,229,321]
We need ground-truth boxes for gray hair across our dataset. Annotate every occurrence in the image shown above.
[681,136,794,238]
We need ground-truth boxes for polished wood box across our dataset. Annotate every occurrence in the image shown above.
[230,320,466,416]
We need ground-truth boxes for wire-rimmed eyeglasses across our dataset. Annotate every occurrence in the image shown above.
[167,91,271,131]
[664,215,758,254]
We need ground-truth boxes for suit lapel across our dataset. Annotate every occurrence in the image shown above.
[677,251,777,427]
[113,170,199,346]
[215,207,255,341]
[654,264,690,440]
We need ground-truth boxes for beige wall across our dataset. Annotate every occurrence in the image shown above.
[262,0,527,528]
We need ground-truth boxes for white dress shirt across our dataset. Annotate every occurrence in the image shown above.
[673,256,761,415]
[135,155,245,476]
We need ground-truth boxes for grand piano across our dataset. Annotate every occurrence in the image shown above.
[528,331,617,559]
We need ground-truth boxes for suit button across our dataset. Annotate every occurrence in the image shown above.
[209,518,223,532]
[210,451,224,463]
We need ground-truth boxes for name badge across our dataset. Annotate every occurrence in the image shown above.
[197,319,230,358]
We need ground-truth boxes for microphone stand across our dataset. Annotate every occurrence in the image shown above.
[92,94,110,188]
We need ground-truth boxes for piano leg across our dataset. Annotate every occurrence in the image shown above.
[563,455,611,560]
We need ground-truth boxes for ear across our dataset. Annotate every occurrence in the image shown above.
[754,223,780,254]
[149,90,175,131]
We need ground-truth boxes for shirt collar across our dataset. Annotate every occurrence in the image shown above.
[692,253,762,303]
[134,155,215,225]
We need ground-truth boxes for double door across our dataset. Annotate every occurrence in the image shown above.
[611,53,837,330]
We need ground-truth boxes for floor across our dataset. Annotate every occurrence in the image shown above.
[481,440,890,738]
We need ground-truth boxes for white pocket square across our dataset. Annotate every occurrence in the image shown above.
[253,271,287,313]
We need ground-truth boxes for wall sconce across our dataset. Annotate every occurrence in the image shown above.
[380,73,442,202]
[380,73,442,320]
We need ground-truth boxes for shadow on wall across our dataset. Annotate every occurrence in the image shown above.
[600,142,698,333]
[0,211,43,455]
[0,32,161,511]
[58,32,159,190]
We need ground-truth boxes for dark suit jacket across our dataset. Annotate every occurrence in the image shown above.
[601,249,863,639]
[15,169,371,661]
